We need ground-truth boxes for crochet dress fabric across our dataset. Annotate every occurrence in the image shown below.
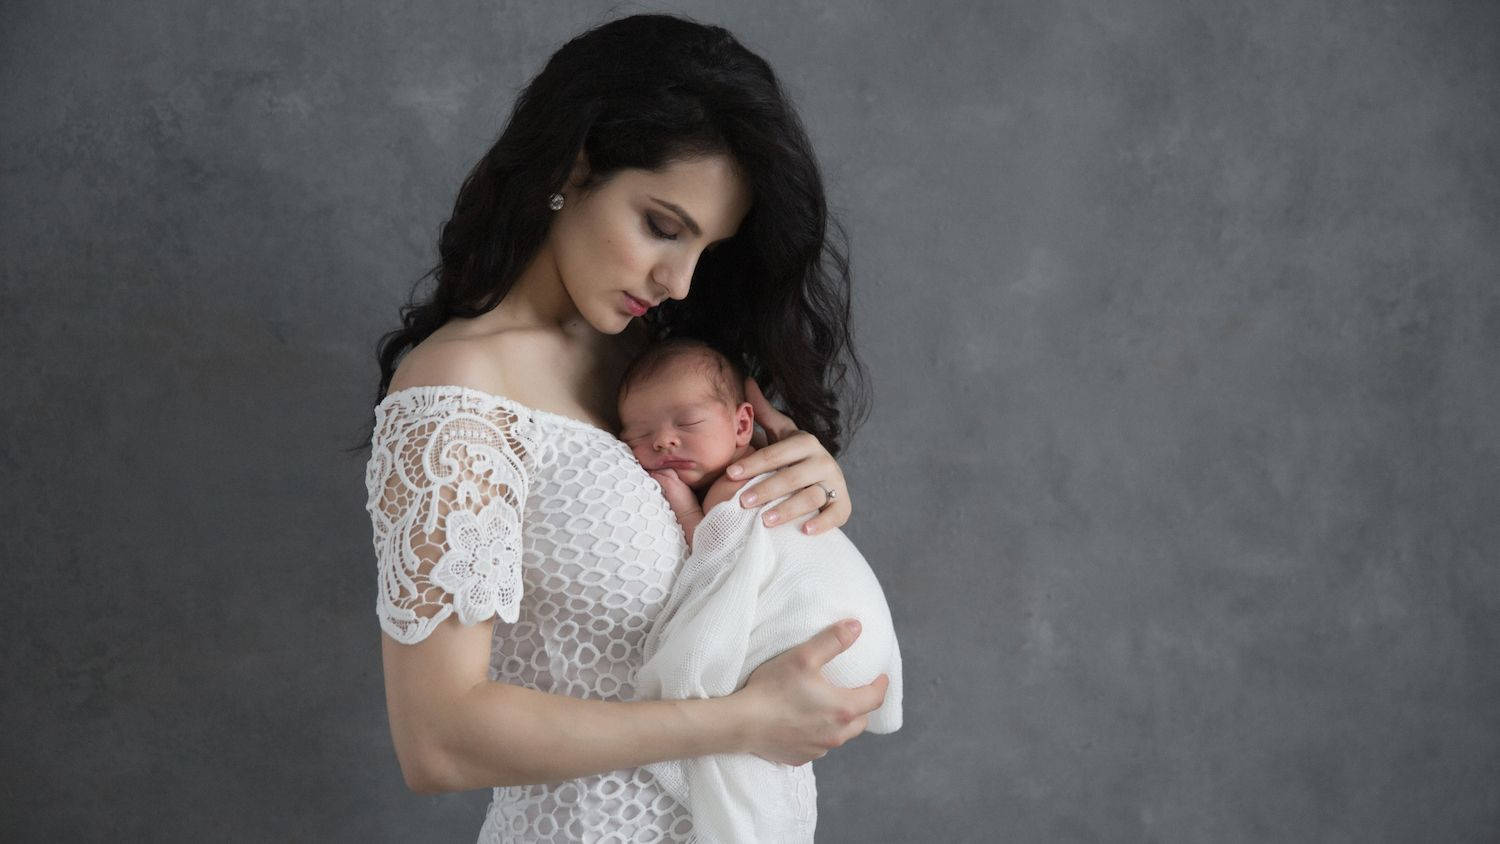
[363,385,696,843]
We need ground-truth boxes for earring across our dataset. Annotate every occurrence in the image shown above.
[548,192,565,211]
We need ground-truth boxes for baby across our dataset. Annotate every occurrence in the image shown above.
[615,337,760,547]
[616,336,904,844]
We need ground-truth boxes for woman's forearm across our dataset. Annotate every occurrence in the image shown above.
[420,680,752,793]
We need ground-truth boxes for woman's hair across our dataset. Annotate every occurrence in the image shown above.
[353,12,869,455]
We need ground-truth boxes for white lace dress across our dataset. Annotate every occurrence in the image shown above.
[363,384,697,843]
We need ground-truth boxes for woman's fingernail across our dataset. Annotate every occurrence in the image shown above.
[727,465,743,479]
[741,493,758,506]
[763,512,779,525]
[846,621,861,635]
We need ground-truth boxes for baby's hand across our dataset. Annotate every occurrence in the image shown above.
[649,468,705,545]
[649,468,700,515]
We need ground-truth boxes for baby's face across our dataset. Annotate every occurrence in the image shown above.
[618,364,753,492]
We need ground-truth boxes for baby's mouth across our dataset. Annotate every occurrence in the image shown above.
[658,457,695,470]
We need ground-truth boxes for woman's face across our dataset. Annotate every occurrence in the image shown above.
[546,153,753,334]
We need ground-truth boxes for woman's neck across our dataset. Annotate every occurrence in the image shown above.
[483,243,594,336]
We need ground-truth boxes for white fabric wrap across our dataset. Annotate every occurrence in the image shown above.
[633,473,904,844]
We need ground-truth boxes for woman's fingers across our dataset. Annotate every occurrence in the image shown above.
[725,384,854,532]
[741,455,822,510]
[757,485,833,531]
[744,376,799,442]
[727,431,820,482]
[739,621,881,764]
[797,619,863,671]
[787,487,852,534]
[729,438,852,533]
[843,712,870,740]
[854,673,889,716]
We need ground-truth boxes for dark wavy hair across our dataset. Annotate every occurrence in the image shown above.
[349,13,869,455]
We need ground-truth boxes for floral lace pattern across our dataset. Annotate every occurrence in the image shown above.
[364,385,695,842]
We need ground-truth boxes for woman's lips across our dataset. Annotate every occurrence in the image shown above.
[622,293,650,317]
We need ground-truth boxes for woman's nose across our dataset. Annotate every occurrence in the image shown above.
[653,257,695,301]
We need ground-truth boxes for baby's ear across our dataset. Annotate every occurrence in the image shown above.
[734,402,755,446]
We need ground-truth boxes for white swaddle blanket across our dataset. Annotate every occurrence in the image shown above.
[633,472,904,843]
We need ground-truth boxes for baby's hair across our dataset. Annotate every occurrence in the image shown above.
[618,336,748,407]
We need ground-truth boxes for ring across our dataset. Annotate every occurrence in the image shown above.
[815,482,837,508]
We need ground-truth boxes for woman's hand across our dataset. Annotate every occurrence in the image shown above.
[727,377,853,535]
[732,619,890,766]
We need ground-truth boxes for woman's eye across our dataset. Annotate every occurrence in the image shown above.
[646,214,679,241]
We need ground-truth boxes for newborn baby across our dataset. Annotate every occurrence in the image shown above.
[616,336,904,844]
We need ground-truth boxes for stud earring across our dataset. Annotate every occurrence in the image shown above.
[548,192,565,211]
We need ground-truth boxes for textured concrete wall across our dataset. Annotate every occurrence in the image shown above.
[3,1,1496,841]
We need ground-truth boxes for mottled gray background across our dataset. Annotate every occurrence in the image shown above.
[3,0,1496,841]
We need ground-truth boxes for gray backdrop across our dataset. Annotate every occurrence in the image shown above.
[3,0,1496,841]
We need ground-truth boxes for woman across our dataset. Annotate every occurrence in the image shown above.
[360,14,889,841]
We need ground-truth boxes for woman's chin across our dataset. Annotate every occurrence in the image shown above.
[578,308,633,335]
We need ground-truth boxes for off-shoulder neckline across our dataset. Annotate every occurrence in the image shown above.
[378,384,618,440]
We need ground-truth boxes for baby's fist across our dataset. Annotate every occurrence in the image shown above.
[649,468,699,513]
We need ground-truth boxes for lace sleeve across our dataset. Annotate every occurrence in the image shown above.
[363,391,536,645]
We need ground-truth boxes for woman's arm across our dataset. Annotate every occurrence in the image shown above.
[383,616,739,792]
[725,377,854,536]
[383,612,887,793]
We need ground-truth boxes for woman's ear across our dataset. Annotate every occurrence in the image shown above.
[734,402,755,446]
[566,150,590,190]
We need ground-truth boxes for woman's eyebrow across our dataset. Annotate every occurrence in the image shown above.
[648,196,702,237]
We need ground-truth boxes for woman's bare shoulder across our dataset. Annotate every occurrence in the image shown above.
[388,335,501,395]
[388,324,584,408]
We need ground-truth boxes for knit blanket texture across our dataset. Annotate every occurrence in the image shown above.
[634,473,904,843]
